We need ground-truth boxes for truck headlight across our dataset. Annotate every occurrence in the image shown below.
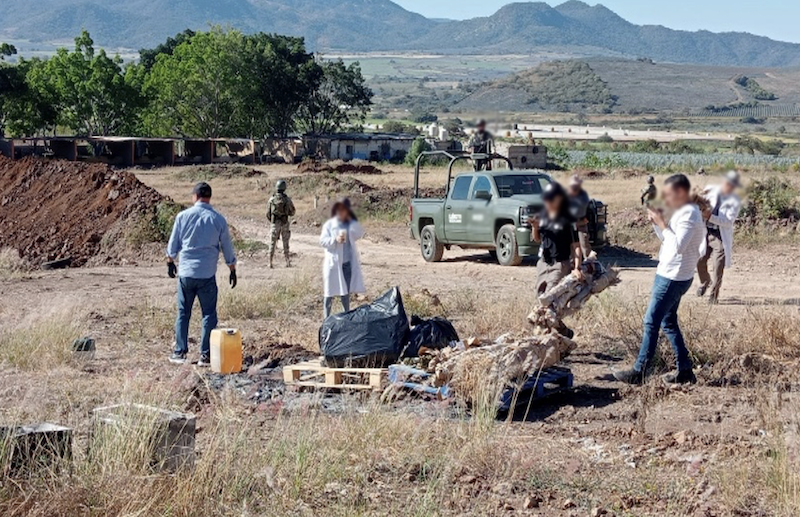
[520,206,536,226]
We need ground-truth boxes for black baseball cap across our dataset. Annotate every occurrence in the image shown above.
[542,182,566,202]
[193,182,212,199]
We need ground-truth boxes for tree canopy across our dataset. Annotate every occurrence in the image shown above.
[1,28,372,139]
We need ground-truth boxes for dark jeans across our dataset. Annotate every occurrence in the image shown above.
[175,276,218,357]
[324,262,352,319]
[634,275,694,373]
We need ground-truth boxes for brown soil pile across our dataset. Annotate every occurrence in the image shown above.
[297,160,384,175]
[0,157,165,267]
[177,164,264,181]
[613,207,651,229]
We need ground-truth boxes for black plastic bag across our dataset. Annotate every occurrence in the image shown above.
[404,315,460,358]
[320,287,410,368]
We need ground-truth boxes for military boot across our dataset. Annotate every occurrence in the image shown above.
[269,254,274,269]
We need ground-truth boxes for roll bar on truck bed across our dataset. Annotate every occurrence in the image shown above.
[413,151,514,198]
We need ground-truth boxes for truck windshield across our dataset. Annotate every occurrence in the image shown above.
[495,175,549,198]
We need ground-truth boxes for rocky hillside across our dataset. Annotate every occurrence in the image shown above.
[1,0,799,67]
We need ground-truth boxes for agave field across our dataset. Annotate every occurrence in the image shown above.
[565,150,800,172]
[689,103,800,118]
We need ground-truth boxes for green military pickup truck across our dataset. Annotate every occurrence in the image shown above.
[410,151,608,266]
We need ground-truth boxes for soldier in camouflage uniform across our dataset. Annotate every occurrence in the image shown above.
[467,119,493,171]
[268,180,296,268]
[641,176,657,206]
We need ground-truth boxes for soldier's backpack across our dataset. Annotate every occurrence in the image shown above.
[269,194,295,221]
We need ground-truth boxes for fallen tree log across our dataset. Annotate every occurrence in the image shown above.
[410,257,620,404]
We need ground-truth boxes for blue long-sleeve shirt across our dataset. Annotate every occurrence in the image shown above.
[166,202,237,279]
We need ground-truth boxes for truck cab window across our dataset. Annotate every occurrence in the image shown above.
[495,175,546,198]
[471,176,492,199]
[450,176,473,200]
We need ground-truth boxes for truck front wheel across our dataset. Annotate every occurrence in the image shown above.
[420,225,444,263]
[496,225,523,266]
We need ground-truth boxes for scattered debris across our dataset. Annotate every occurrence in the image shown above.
[72,337,96,362]
[390,257,619,405]
[92,403,196,472]
[0,423,72,477]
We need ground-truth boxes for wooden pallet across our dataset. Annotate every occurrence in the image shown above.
[283,358,386,391]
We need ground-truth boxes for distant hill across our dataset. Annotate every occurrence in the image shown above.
[0,0,434,51]
[457,58,800,115]
[1,0,799,67]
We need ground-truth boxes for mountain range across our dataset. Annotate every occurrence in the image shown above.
[1,0,799,67]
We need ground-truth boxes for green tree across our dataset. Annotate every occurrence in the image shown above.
[241,33,321,138]
[382,120,419,135]
[143,28,248,138]
[2,58,58,137]
[29,31,140,136]
[296,60,372,135]
[0,43,17,60]
[138,29,195,72]
[404,137,431,165]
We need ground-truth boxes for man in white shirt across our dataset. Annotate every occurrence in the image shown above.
[615,174,707,385]
[697,171,742,304]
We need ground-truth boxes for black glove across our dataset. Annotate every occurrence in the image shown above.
[168,262,177,279]
[229,269,237,289]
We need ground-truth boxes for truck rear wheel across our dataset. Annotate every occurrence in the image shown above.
[420,225,444,263]
[496,225,523,267]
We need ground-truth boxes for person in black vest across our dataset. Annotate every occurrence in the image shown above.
[530,182,584,337]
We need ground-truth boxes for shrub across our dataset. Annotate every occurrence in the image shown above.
[126,201,184,246]
[382,120,419,135]
[404,137,432,166]
[596,133,614,143]
[411,112,438,124]
[743,178,799,220]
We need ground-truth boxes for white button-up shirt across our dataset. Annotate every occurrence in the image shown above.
[654,204,707,282]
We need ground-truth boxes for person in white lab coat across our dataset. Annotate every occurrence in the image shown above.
[697,171,742,304]
[320,198,366,319]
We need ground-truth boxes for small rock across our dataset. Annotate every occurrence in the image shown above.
[458,474,477,484]
[591,507,607,517]
[502,502,515,511]
[523,496,541,509]
[107,189,120,201]
[673,430,688,445]
[491,482,513,495]
[563,499,576,509]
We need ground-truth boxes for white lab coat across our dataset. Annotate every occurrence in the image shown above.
[703,185,742,267]
[320,217,366,298]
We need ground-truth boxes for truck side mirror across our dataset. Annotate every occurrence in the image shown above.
[475,190,492,201]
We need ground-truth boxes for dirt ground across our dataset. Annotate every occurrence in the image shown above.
[1,163,799,516]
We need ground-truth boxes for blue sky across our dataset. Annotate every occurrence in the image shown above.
[394,0,800,43]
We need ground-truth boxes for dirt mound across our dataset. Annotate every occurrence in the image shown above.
[576,170,608,180]
[613,207,651,229]
[176,164,264,182]
[297,160,384,175]
[285,174,376,198]
[0,157,167,267]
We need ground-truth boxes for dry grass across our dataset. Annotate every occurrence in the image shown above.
[0,248,28,281]
[0,312,81,371]
[219,271,315,321]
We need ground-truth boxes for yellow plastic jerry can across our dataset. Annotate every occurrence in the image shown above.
[210,329,243,374]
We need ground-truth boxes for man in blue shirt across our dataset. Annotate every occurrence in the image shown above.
[166,182,237,365]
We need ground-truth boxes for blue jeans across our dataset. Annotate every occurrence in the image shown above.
[634,275,694,373]
[175,276,218,357]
